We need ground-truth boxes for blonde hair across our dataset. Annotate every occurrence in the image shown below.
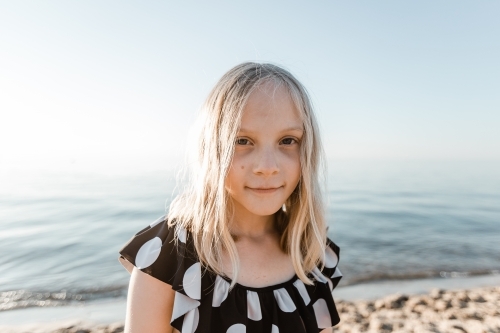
[168,62,327,286]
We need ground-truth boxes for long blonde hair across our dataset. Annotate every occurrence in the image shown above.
[168,62,327,286]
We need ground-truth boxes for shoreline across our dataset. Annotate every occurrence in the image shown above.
[333,272,500,301]
[0,274,498,332]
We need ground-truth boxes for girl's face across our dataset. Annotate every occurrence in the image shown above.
[225,82,303,221]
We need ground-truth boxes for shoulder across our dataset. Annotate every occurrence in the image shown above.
[119,216,206,332]
[118,215,197,286]
[125,267,176,332]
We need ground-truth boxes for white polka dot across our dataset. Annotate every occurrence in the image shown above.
[312,298,332,329]
[247,290,262,321]
[212,275,230,307]
[271,324,279,333]
[171,291,200,322]
[176,227,187,243]
[326,277,333,292]
[293,279,311,305]
[183,262,201,300]
[331,267,342,279]
[181,307,199,333]
[226,323,246,333]
[324,246,338,268]
[273,288,296,313]
[150,215,166,228]
[311,267,328,284]
[135,237,162,269]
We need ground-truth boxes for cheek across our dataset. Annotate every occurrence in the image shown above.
[229,154,248,176]
[225,167,235,191]
[292,163,301,186]
[225,161,244,191]
[281,150,301,179]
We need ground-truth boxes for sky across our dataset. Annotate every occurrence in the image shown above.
[1,1,499,173]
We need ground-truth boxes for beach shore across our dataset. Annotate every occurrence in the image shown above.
[333,285,500,333]
[1,284,498,333]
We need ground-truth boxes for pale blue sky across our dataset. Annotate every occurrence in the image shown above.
[1,1,499,171]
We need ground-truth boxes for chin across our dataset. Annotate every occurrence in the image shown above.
[247,205,283,217]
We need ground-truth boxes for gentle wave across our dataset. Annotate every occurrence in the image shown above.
[343,269,500,286]
[0,285,127,312]
[1,270,499,312]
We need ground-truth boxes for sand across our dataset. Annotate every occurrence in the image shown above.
[0,320,124,333]
[333,286,500,333]
[1,285,499,333]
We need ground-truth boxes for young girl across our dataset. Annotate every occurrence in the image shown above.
[118,62,342,333]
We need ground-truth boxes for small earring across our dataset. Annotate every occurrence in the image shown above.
[282,203,287,212]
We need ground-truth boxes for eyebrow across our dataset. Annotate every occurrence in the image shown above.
[239,126,304,133]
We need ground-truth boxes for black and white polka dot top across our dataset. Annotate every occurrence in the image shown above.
[118,216,342,333]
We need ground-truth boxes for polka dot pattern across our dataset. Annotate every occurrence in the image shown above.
[135,237,162,269]
[183,262,201,300]
[293,279,311,305]
[273,288,296,313]
[227,324,246,333]
[182,307,199,333]
[324,246,339,268]
[331,267,342,279]
[118,217,342,333]
[247,290,262,321]
[176,226,187,243]
[212,275,230,307]
[311,267,328,284]
[326,277,333,292]
[312,298,332,329]
[172,292,200,322]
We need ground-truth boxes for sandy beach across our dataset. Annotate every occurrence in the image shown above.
[1,284,498,333]
[333,285,500,333]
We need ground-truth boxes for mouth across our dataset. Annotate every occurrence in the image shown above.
[246,186,283,194]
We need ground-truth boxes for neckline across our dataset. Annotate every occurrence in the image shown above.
[218,273,299,292]
[180,225,303,292]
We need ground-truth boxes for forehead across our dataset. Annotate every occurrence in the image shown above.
[239,81,303,131]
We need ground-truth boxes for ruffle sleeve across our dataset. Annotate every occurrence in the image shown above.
[322,238,342,290]
[301,238,342,331]
[118,215,203,332]
[119,215,175,282]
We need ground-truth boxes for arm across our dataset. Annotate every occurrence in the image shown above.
[320,328,333,333]
[125,267,176,333]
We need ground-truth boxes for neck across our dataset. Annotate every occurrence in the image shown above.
[229,205,276,239]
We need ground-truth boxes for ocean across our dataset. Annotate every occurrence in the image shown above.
[1,159,499,314]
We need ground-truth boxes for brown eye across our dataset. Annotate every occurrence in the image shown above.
[280,137,297,145]
[236,138,250,145]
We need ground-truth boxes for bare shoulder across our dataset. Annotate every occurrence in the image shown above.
[125,267,176,333]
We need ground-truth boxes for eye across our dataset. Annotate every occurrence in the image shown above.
[235,137,251,145]
[280,137,298,145]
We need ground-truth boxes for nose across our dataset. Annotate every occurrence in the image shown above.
[253,146,279,176]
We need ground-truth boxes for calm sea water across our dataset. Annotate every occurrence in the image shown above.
[1,159,499,311]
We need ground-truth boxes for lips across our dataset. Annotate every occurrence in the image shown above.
[246,186,283,194]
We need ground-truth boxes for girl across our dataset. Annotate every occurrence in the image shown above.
[118,62,342,333]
